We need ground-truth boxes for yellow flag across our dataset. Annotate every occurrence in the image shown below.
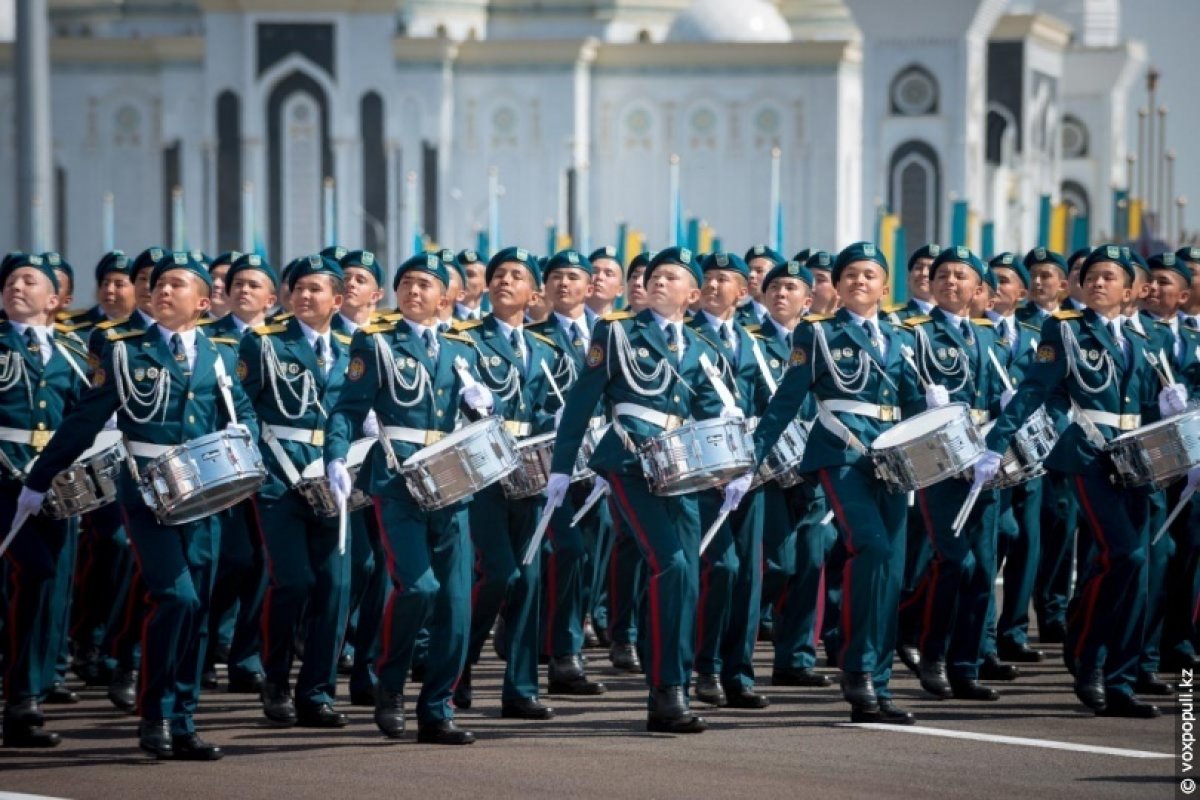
[698,223,715,254]
[879,214,899,268]
[1127,199,1143,239]
[1049,203,1068,253]
[625,229,644,259]
[556,232,572,250]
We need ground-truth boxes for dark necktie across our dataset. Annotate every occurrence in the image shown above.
[24,327,40,355]
[571,322,586,351]
[510,330,525,371]
[960,320,975,347]
[1186,316,1200,331]
[170,333,190,375]
[669,324,684,362]
[423,329,438,359]
[1109,320,1129,367]
[719,323,735,352]
[314,336,328,374]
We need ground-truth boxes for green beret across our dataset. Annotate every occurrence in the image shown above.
[1124,247,1149,275]
[227,253,279,290]
[930,245,987,283]
[288,254,344,292]
[1022,246,1067,276]
[1,252,29,274]
[1148,252,1193,286]
[437,249,466,284]
[832,242,888,283]
[907,243,941,271]
[589,246,620,266]
[700,252,750,280]
[320,246,349,263]
[131,247,168,279]
[457,249,484,268]
[149,251,212,290]
[627,251,656,273]
[340,249,383,286]
[94,250,130,282]
[762,260,813,293]
[281,257,302,286]
[989,252,1029,288]
[486,246,542,288]
[41,252,73,282]
[1080,244,1134,283]
[0,252,59,293]
[805,250,833,272]
[544,249,594,278]
[1068,248,1092,269]
[791,248,812,264]
[394,251,450,290]
[743,245,785,268]
[645,246,702,287]
[1174,247,1200,267]
[190,250,212,268]
[210,251,243,270]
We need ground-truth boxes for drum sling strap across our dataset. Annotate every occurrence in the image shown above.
[816,400,868,456]
[261,426,305,487]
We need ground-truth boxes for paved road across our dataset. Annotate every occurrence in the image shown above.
[0,639,1181,799]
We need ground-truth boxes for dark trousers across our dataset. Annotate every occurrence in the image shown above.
[205,499,265,680]
[346,507,388,695]
[773,481,836,671]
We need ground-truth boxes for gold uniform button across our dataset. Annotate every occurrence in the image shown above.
[436,410,444,417]
[188,415,195,423]
[39,381,46,388]
[38,400,47,408]
[36,422,46,430]
[437,389,444,396]
[188,392,195,399]
[673,395,680,402]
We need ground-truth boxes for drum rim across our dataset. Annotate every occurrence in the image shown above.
[871,403,970,449]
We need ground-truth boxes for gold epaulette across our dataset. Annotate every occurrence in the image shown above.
[60,308,90,320]
[801,313,834,323]
[529,330,557,348]
[440,331,473,344]
[453,319,484,331]
[971,318,994,327]
[54,321,88,334]
[97,317,129,331]
[744,324,762,334]
[209,336,238,346]
[54,330,88,351]
[271,311,294,322]
[380,311,405,323]
[196,317,215,326]
[903,315,933,326]
[106,329,143,342]
[252,323,288,336]
[601,310,635,322]
[1018,321,1041,334]
[881,302,907,314]
[333,332,353,346]
[361,321,396,335]
[1052,309,1083,320]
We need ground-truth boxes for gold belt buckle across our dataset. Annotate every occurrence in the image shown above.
[879,406,897,423]
[664,415,683,431]
[970,409,989,425]
[310,430,325,447]
[1120,414,1140,431]
[504,420,529,437]
[424,430,445,446]
[31,429,52,449]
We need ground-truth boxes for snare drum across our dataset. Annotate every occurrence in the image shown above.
[1107,407,1200,488]
[751,419,809,489]
[974,407,1058,489]
[638,417,754,497]
[399,416,519,510]
[139,428,267,525]
[573,422,610,482]
[295,438,375,517]
[501,432,556,499]
[42,430,127,519]
[871,404,985,492]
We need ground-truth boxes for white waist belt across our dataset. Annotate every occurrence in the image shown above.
[266,424,325,446]
[1078,409,1141,431]
[128,441,173,459]
[383,426,446,447]
[823,399,901,423]
[0,427,54,448]
[613,403,685,431]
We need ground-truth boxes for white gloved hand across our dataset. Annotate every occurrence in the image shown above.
[1159,383,1189,418]
[102,413,119,431]
[15,486,46,521]
[925,385,950,409]
[326,459,352,506]
[460,383,493,413]
[1000,389,1016,410]
[971,450,1004,490]
[544,472,571,510]
[363,410,380,437]
[721,474,754,514]
[721,406,746,420]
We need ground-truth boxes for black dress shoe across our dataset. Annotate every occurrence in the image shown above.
[694,674,727,707]
[453,666,472,710]
[646,686,706,734]
[1073,669,1107,711]
[1097,692,1161,718]
[595,625,612,649]
[980,653,1020,682]
[297,702,349,728]
[609,643,643,674]
[950,678,999,701]
[138,720,174,759]
[200,669,219,690]
[491,617,508,661]
[4,703,60,749]
[227,672,265,694]
[350,685,378,707]
[758,621,775,643]
[501,697,555,720]
[548,655,607,696]
[896,644,921,676]
[212,644,231,665]
[44,681,79,704]
[919,659,953,700]
[997,641,1045,663]
[724,685,770,709]
[261,681,298,726]
[337,653,354,674]
[877,699,916,725]
[1038,620,1066,644]
[375,689,406,739]
[417,719,475,745]
[411,663,427,683]
[108,669,138,714]
[840,671,880,714]
[171,733,223,761]
[772,667,832,687]
[582,617,601,649]
[1135,671,1174,696]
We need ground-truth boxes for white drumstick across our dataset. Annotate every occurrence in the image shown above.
[1153,483,1196,546]
[1159,349,1177,385]
[821,510,834,526]
[0,509,31,561]
[950,483,983,538]
[987,347,1014,393]
[570,481,609,527]
[337,495,348,555]
[522,504,556,566]
[540,360,565,407]
[700,508,730,555]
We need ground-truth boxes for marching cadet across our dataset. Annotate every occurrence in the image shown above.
[738,245,784,326]
[455,247,560,721]
[800,250,837,317]
[453,249,487,321]
[0,254,91,747]
[207,251,236,320]
[80,250,138,330]
[976,244,1196,718]
[885,244,939,324]
[437,250,468,330]
[754,242,922,726]
[238,254,353,729]
[1016,248,1070,327]
[624,251,651,313]
[979,254,1047,671]
[585,246,626,326]
[754,259,837,689]
[325,251,491,745]
[528,249,608,696]
[42,252,75,323]
[544,246,739,734]
[18,251,258,760]
[200,254,278,694]
[688,252,772,710]
[337,250,385,335]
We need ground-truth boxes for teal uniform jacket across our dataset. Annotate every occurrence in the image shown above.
[754,308,922,471]
[687,311,773,418]
[1171,319,1200,392]
[985,308,1162,475]
[883,299,933,324]
[460,315,560,434]
[237,317,353,500]
[25,325,259,502]
[1015,300,1055,328]
[86,309,153,362]
[734,300,765,328]
[550,309,727,477]
[527,313,593,415]
[904,308,1007,422]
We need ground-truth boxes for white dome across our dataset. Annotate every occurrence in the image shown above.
[666,0,792,43]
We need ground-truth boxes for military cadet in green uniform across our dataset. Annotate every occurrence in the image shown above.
[544,246,738,734]
[754,242,922,725]
[19,252,258,760]
[688,252,772,710]
[528,249,608,696]
[0,254,91,747]
[325,251,490,744]
[453,249,487,322]
[738,245,784,326]
[977,244,1194,717]
[453,247,560,721]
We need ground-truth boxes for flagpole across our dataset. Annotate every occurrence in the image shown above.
[488,166,500,253]
[171,186,185,251]
[668,154,680,247]
[323,176,336,247]
[578,161,591,253]
[102,191,115,251]
[405,171,419,256]
[241,180,255,254]
[768,147,781,251]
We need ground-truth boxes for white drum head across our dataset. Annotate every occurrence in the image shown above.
[301,437,376,479]
[517,432,556,449]
[403,416,499,466]
[872,404,967,448]
[1110,408,1200,445]
[77,429,124,461]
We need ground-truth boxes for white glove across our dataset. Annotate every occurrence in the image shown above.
[721,474,754,514]
[971,450,1004,490]
[103,413,119,431]
[544,472,571,510]
[1159,383,1188,418]
[721,406,746,420]
[326,459,352,506]
[925,385,950,409]
[363,410,380,437]
[460,383,493,413]
[593,475,609,495]
[15,486,46,521]
[1000,389,1016,410]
